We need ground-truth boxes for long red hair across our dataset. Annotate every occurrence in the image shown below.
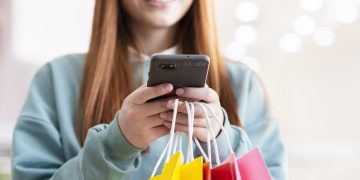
[78,0,241,145]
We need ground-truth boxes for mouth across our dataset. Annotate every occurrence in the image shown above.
[145,0,175,2]
[144,0,176,8]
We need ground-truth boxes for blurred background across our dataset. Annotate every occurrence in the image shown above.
[1,0,360,179]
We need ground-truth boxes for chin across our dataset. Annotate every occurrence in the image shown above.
[123,0,193,29]
[144,15,179,28]
[151,20,178,28]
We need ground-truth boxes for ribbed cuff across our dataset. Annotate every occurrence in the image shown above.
[103,112,142,160]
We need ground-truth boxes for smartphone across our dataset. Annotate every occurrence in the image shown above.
[147,54,210,101]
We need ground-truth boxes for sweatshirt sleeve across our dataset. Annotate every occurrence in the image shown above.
[11,64,142,180]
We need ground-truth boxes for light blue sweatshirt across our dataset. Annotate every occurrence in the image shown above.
[11,54,287,179]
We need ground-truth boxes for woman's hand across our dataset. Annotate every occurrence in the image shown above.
[118,83,173,149]
[160,86,224,142]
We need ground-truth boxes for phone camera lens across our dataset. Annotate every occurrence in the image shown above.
[159,63,178,70]
[167,64,177,69]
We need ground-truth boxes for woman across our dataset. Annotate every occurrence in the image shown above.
[12,0,287,179]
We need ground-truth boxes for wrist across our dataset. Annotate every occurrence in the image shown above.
[117,112,146,149]
[104,113,142,161]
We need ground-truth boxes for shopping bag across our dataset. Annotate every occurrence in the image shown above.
[197,103,241,180]
[237,148,272,180]
[150,100,203,180]
[197,102,272,180]
[211,161,234,179]
[150,151,184,180]
[179,102,202,180]
[205,104,272,180]
[161,152,184,180]
[224,154,242,179]
[150,99,272,180]
[180,156,203,180]
[203,162,211,180]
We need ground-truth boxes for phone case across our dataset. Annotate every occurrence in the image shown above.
[147,54,210,101]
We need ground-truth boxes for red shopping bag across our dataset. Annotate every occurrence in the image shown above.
[211,153,241,180]
[211,161,234,180]
[224,153,242,179]
[203,162,211,180]
[195,103,241,180]
[197,103,272,180]
[237,148,272,180]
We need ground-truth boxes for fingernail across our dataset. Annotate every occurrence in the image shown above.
[176,88,184,95]
[160,112,167,118]
[163,84,173,92]
[167,100,174,108]
[164,122,171,128]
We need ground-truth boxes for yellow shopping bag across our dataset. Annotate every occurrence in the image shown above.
[150,151,184,180]
[180,156,203,180]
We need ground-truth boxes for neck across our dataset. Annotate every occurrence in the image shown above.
[129,22,177,55]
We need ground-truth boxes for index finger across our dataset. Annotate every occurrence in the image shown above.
[175,87,218,103]
[128,83,173,104]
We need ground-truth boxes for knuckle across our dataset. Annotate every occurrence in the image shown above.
[157,85,165,93]
[155,84,168,96]
[196,106,204,116]
[205,89,212,100]
[167,111,173,118]
[192,119,199,126]
[196,118,204,126]
[208,88,218,100]
[137,90,146,101]
[126,108,139,119]
[209,88,217,96]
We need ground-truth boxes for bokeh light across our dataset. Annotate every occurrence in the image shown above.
[235,1,260,22]
[313,27,336,47]
[234,25,258,45]
[335,2,359,24]
[293,16,317,36]
[279,33,303,53]
[300,0,324,12]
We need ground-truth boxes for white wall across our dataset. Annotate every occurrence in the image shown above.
[216,0,360,179]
